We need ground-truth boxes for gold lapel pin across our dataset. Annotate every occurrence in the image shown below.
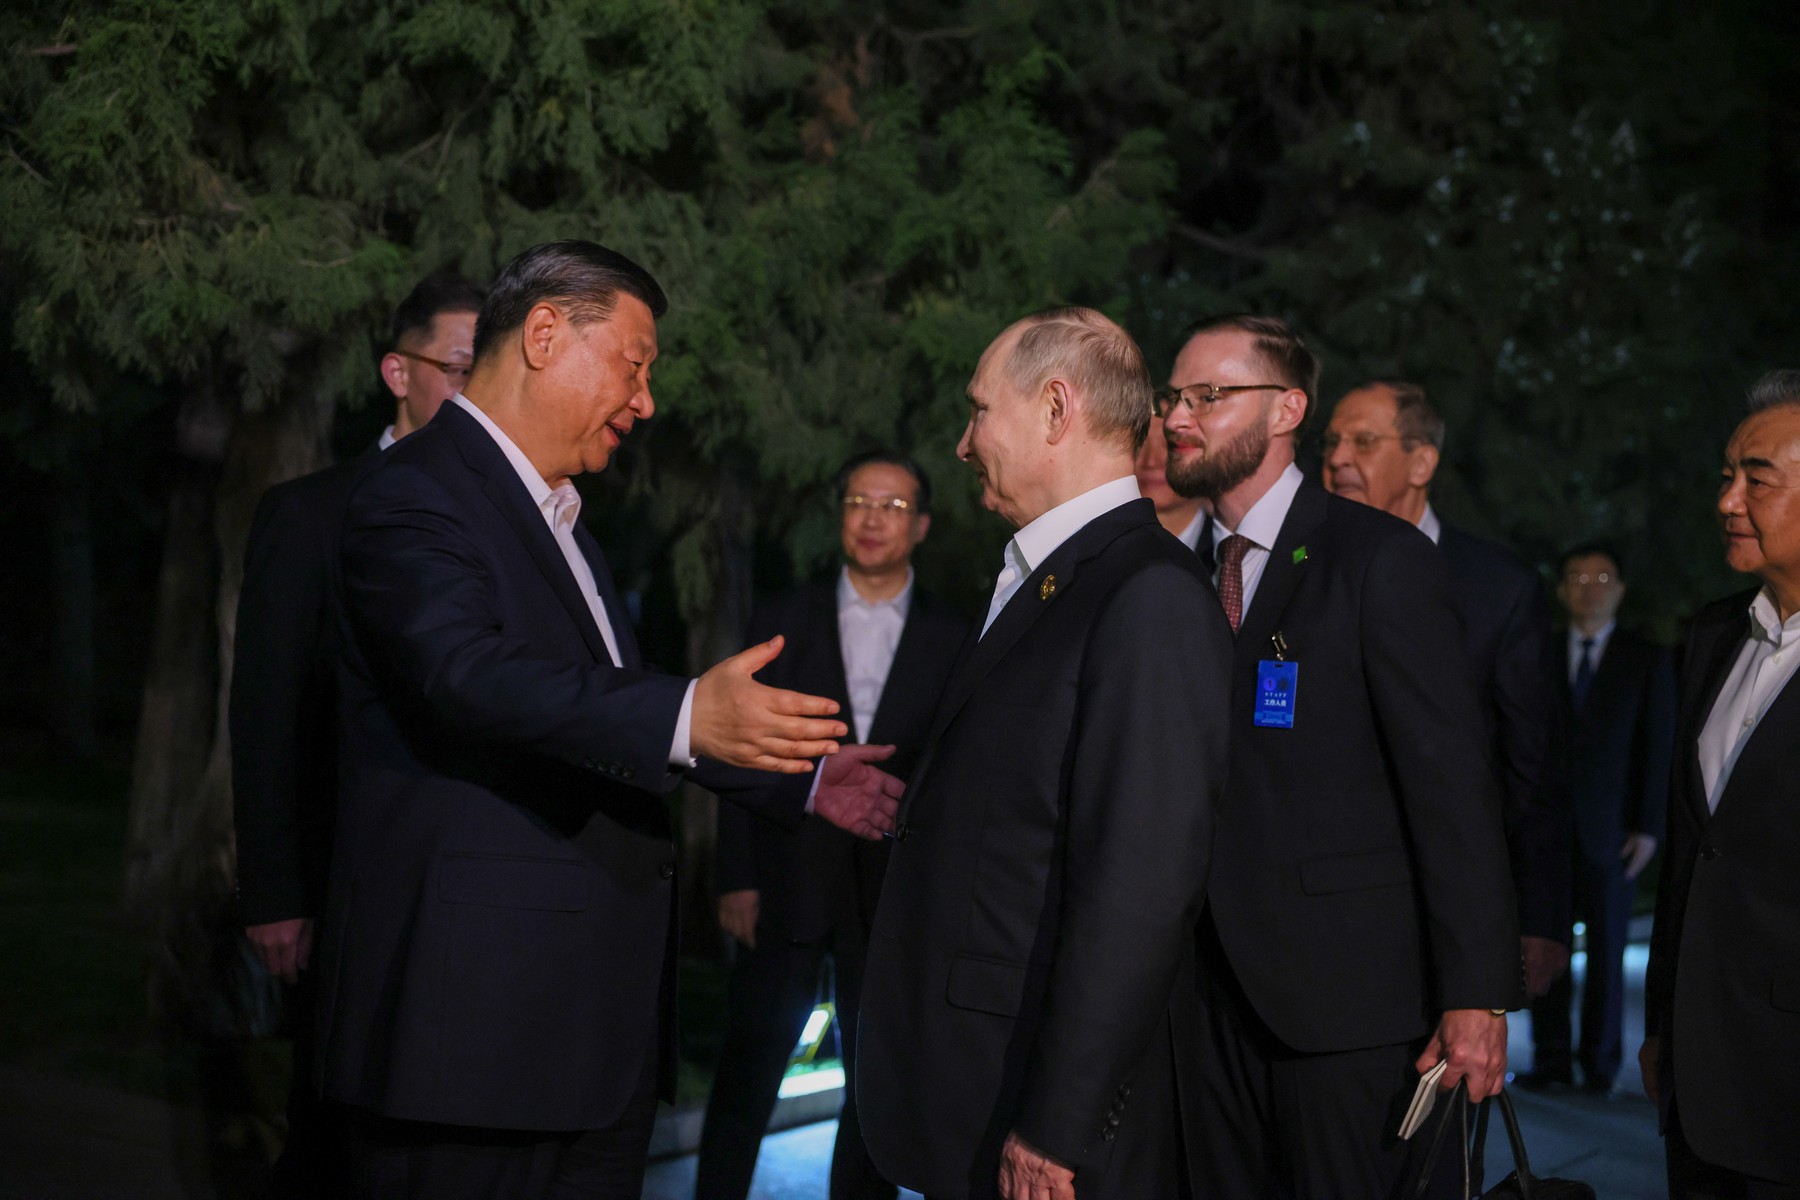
[1039,574,1056,600]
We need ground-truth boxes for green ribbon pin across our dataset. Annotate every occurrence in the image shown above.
[1292,545,1308,564]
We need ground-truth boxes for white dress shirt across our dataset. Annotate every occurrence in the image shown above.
[838,567,913,743]
[1567,621,1617,686]
[1416,503,1442,546]
[981,476,1143,636]
[452,395,696,765]
[1698,587,1800,812]
[1208,462,1305,618]
[1177,510,1207,552]
[378,424,398,451]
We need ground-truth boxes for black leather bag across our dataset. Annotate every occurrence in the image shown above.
[1415,1087,1597,1200]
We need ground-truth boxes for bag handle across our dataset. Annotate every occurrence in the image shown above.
[1412,1084,1473,1200]
[1470,1090,1538,1200]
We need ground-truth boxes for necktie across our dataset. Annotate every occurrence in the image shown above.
[1217,534,1253,633]
[1572,636,1597,709]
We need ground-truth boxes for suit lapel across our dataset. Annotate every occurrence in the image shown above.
[1714,665,1800,819]
[440,403,615,668]
[866,597,931,746]
[1679,607,1752,824]
[1235,480,1329,659]
[573,521,639,670]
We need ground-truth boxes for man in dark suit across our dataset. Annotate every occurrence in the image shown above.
[1161,319,1522,1198]
[1642,373,1800,1197]
[1517,543,1676,1094]
[1322,380,1573,1003]
[696,452,967,1200]
[858,307,1234,1200]
[321,241,903,1199]
[230,271,484,1193]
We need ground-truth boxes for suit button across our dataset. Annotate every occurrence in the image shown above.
[1118,1084,1131,1099]
[1701,843,1719,860]
[660,862,676,879]
[622,767,635,781]
[583,758,597,770]
[1101,1127,1117,1143]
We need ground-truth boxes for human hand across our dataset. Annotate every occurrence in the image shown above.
[812,744,903,841]
[1621,833,1659,881]
[998,1131,1076,1200]
[1415,1008,1508,1100]
[1639,1037,1661,1107]
[718,890,760,948]
[692,636,847,773]
[246,917,313,984]
[1521,935,1571,998]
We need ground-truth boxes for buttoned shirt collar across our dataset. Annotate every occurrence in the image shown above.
[1211,462,1304,555]
[838,567,914,621]
[1013,476,1144,574]
[1417,503,1442,545]
[378,424,398,451]
[1177,509,1207,552]
[453,394,553,505]
[1749,586,1799,647]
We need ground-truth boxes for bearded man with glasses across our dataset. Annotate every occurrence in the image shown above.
[1159,315,1521,1199]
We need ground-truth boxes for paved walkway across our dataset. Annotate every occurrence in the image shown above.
[0,947,1667,1199]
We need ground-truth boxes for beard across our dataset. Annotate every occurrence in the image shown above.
[1166,417,1271,501]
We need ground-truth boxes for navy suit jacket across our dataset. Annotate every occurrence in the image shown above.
[1646,590,1800,1182]
[317,401,800,1131]
[714,580,966,946]
[1437,524,1572,944]
[1556,627,1675,864]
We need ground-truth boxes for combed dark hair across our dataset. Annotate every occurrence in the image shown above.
[473,240,668,363]
[1004,306,1154,451]
[1180,313,1322,409]
[834,450,933,514]
[1559,539,1627,581]
[1363,380,1445,450]
[1747,369,1800,412]
[389,273,486,350]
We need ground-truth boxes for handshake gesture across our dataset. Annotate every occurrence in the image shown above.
[691,634,905,840]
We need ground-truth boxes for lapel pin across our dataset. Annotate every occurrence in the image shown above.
[1039,575,1056,600]
[1271,631,1290,661]
[1292,546,1308,565]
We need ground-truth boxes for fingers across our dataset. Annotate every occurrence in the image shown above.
[296,920,315,973]
[765,684,844,720]
[836,742,898,763]
[729,635,787,676]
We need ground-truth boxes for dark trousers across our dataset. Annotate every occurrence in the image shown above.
[694,937,893,1200]
[1529,854,1631,1086]
[271,968,346,1199]
[1188,919,1432,1200]
[342,1043,661,1200]
[1667,1100,1800,1199]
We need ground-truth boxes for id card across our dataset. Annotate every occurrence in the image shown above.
[1254,660,1298,729]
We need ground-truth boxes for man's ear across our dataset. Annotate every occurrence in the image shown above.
[520,303,561,371]
[1272,388,1309,438]
[1408,444,1441,487]
[1044,378,1074,444]
[912,513,932,546]
[379,353,409,401]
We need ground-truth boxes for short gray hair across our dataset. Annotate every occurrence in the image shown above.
[1003,307,1153,451]
[1748,369,1800,413]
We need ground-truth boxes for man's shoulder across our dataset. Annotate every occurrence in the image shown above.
[349,421,478,512]
[1311,488,1438,571]
[1692,588,1758,630]
[1437,523,1541,601]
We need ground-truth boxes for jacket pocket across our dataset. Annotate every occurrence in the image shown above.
[438,853,594,912]
[946,954,1030,1017]
[1299,847,1414,896]
[1771,972,1800,1013]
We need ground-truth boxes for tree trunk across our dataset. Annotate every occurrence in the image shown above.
[123,362,335,1030]
[677,461,756,958]
[49,458,98,759]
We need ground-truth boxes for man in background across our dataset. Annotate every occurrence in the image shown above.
[230,271,484,1194]
[1522,543,1674,1095]
[1322,380,1572,1001]
[1134,410,1208,549]
[1165,321,1519,1197]
[696,451,967,1200]
[1643,372,1800,1196]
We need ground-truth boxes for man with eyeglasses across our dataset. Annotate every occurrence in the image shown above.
[1321,381,1573,1013]
[230,271,484,1196]
[1518,543,1674,1097]
[1158,316,1520,1198]
[696,452,967,1200]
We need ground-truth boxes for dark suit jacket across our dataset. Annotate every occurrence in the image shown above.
[317,401,801,1132]
[859,499,1233,1200]
[714,580,966,946]
[230,449,377,927]
[1646,589,1800,1182]
[1438,524,1572,944]
[1556,627,1675,864]
[1201,481,1522,1057]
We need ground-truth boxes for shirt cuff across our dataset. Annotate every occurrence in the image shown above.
[669,679,698,768]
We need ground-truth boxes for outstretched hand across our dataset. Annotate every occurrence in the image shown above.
[812,743,904,841]
[691,636,848,773]
[1416,1008,1508,1100]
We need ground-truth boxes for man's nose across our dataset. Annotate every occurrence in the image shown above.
[635,385,655,420]
[956,423,973,462]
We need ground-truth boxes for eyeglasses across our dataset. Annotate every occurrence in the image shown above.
[842,494,916,517]
[1320,431,1411,455]
[1563,572,1615,585]
[394,349,474,383]
[1153,383,1286,418]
